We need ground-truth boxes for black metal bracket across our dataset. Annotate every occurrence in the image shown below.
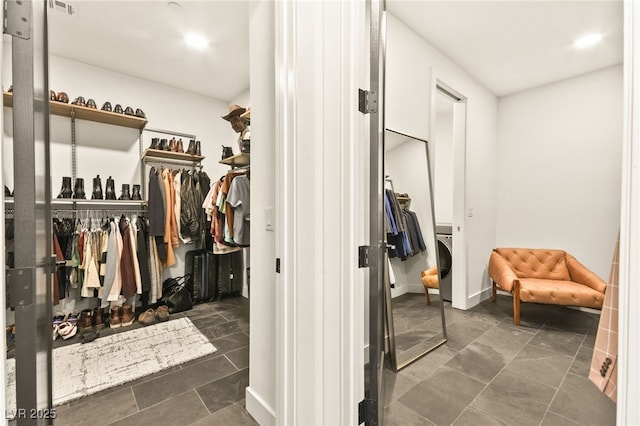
[6,267,35,308]
[276,257,281,273]
[358,398,377,425]
[358,246,371,268]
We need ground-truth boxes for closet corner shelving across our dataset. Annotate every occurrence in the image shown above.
[219,153,249,168]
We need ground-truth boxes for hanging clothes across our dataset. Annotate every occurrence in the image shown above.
[226,174,250,247]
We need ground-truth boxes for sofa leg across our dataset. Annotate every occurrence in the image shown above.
[513,280,521,325]
[491,280,497,302]
[424,288,431,305]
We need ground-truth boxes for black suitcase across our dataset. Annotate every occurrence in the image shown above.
[213,250,243,299]
[185,249,215,301]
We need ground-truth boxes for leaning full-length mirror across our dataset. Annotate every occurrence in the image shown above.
[384,128,446,371]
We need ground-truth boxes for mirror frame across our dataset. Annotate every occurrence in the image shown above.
[383,127,447,372]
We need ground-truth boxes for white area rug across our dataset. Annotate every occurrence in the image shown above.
[6,317,216,408]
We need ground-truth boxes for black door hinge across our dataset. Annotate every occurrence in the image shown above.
[358,246,371,268]
[358,398,377,425]
[275,258,281,273]
[358,89,377,114]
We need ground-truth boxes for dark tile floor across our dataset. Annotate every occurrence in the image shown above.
[34,293,615,425]
[51,296,257,426]
[384,294,617,426]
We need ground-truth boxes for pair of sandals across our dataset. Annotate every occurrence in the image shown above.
[53,322,77,341]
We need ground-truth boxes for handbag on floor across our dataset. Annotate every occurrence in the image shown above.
[160,275,193,313]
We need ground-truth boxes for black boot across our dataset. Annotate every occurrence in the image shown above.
[158,139,168,151]
[105,176,116,200]
[91,175,103,200]
[149,138,159,150]
[73,178,86,199]
[131,184,142,200]
[118,184,131,200]
[195,140,202,156]
[186,139,195,155]
[56,177,73,199]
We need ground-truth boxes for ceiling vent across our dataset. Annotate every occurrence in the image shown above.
[48,0,77,18]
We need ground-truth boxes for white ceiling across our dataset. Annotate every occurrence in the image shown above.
[46,1,623,102]
[47,0,250,102]
[386,0,623,97]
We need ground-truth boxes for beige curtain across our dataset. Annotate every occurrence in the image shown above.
[589,233,619,401]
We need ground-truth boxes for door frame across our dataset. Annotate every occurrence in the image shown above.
[431,80,468,310]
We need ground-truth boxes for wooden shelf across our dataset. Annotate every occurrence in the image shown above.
[219,153,250,167]
[240,109,251,120]
[143,148,204,163]
[3,91,147,130]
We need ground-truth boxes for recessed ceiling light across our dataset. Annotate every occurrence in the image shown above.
[573,33,603,49]
[184,33,208,50]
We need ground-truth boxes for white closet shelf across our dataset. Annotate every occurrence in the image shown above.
[143,148,204,163]
[3,92,147,130]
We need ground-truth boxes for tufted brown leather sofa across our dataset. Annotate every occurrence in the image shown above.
[421,266,439,305]
[488,248,606,325]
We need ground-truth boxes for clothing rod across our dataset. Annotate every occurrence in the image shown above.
[144,126,197,140]
[146,159,203,168]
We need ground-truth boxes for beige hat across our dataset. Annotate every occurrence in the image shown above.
[222,104,247,121]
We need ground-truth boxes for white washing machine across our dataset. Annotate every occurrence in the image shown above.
[436,225,453,302]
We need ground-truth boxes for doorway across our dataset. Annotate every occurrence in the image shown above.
[432,82,467,310]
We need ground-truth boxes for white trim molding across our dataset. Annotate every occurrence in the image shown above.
[618,0,640,423]
[275,1,366,424]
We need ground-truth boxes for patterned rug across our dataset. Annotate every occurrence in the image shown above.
[6,317,216,408]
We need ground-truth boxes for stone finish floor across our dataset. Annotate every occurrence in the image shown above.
[383,294,616,426]
[29,293,614,425]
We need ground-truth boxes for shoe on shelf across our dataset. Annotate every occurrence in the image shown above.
[71,96,86,107]
[86,99,97,109]
[155,305,170,322]
[105,176,116,200]
[67,311,80,326]
[168,137,176,152]
[124,106,135,116]
[78,309,93,334]
[121,305,135,327]
[110,306,122,329]
[176,139,184,153]
[195,140,202,156]
[101,101,112,112]
[93,307,105,330]
[114,104,123,114]
[149,137,159,150]
[53,312,66,327]
[91,175,103,200]
[135,108,146,119]
[131,184,142,200]
[50,90,57,101]
[56,176,73,199]
[56,92,69,103]
[73,178,86,199]
[118,184,131,200]
[158,138,169,151]
[138,308,157,326]
[58,321,77,340]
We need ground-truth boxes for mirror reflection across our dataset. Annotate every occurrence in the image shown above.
[384,128,446,371]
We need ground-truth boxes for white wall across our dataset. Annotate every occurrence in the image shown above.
[386,13,498,308]
[496,65,622,280]
[433,98,454,225]
[245,0,276,424]
[2,49,233,316]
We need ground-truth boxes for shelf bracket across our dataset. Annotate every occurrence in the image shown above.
[3,0,32,40]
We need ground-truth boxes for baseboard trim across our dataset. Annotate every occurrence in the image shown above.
[246,386,276,425]
[467,286,494,308]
